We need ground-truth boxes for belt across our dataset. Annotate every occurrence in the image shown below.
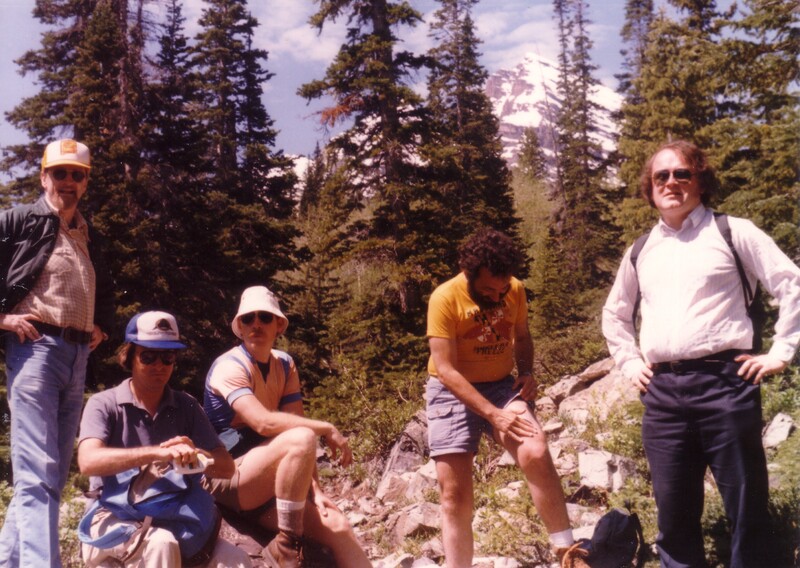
[33,321,92,344]
[651,349,744,374]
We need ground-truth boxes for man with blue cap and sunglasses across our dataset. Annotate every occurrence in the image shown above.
[0,139,114,567]
[77,310,251,567]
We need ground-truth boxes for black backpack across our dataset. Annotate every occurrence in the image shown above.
[561,507,646,568]
[629,212,766,351]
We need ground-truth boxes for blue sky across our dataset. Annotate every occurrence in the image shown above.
[0,0,628,158]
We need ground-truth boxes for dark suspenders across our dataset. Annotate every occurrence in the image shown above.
[629,212,763,351]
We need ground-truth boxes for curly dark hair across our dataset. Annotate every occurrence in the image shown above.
[640,140,718,207]
[458,228,524,280]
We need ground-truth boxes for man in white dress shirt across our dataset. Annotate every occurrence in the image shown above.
[602,140,800,568]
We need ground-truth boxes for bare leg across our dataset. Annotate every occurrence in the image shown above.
[435,453,475,568]
[495,400,570,533]
[256,494,371,567]
[234,427,317,512]
[237,427,369,566]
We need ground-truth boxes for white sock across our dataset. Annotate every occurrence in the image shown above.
[276,498,305,535]
[550,528,575,548]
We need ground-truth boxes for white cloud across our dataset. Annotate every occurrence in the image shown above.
[473,4,559,71]
[249,3,345,63]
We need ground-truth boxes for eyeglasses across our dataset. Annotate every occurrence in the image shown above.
[239,311,274,325]
[138,350,178,365]
[653,168,693,186]
[50,168,87,182]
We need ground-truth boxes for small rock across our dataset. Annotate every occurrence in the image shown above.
[578,449,636,492]
[578,357,615,383]
[763,413,794,449]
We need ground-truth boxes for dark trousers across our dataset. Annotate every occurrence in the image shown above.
[641,361,772,568]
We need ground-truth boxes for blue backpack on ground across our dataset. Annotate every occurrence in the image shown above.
[78,463,220,565]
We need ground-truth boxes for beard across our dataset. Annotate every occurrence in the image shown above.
[467,280,507,311]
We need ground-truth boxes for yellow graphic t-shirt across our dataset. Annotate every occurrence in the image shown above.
[426,273,527,383]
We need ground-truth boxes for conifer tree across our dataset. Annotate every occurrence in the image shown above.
[614,2,724,241]
[288,146,353,391]
[518,127,548,181]
[527,0,619,376]
[614,0,654,188]
[299,0,435,378]
[108,0,220,385]
[550,0,617,284]
[2,0,110,198]
[423,0,522,269]
[143,0,210,186]
[616,0,654,102]
[709,0,799,258]
[190,0,298,267]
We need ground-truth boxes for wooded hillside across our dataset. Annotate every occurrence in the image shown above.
[0,0,797,467]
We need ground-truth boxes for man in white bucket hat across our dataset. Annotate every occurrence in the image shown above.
[203,286,370,567]
[0,139,114,567]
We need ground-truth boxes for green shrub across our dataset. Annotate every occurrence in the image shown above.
[309,355,424,464]
[762,368,800,422]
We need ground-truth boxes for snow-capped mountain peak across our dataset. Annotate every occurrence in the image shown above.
[485,53,621,166]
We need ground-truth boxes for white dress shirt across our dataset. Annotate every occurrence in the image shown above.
[603,205,800,378]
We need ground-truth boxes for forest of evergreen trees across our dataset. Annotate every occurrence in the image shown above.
[0,0,797,461]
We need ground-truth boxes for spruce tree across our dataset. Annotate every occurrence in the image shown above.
[423,0,522,270]
[614,0,654,190]
[190,0,298,268]
[709,0,799,259]
[529,0,619,377]
[550,0,617,283]
[2,0,103,199]
[518,127,548,182]
[299,0,434,379]
[614,3,723,242]
[288,146,352,392]
[616,0,654,102]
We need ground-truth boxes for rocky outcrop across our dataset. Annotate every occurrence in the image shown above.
[352,358,796,566]
[67,359,796,567]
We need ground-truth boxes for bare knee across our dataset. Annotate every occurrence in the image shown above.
[277,426,317,455]
[439,480,473,518]
[515,435,551,469]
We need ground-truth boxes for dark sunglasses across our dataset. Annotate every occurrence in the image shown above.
[653,168,692,186]
[138,350,178,365]
[240,311,274,325]
[51,168,87,182]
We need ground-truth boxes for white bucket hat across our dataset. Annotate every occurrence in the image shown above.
[232,286,289,339]
[41,139,91,171]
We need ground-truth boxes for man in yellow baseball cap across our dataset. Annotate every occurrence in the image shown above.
[0,139,114,567]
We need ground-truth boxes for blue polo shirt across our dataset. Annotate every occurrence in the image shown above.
[79,378,223,490]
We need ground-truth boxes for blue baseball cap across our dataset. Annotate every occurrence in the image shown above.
[125,311,187,349]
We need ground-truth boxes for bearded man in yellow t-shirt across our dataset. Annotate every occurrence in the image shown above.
[426,228,582,568]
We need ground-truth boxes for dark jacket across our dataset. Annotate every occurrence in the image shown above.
[0,197,114,331]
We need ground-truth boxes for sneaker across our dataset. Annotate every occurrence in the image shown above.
[263,530,304,568]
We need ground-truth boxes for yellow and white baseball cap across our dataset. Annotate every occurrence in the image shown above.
[41,139,91,171]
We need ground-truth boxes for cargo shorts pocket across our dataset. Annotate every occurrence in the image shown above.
[427,403,457,443]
